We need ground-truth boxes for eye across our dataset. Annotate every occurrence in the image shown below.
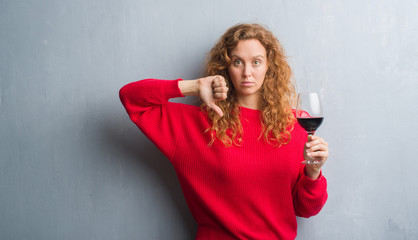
[254,60,261,66]
[233,59,242,66]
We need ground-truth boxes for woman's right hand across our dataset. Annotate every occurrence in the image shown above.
[197,75,228,117]
[179,75,228,117]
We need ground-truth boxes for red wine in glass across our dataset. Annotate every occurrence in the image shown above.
[296,92,324,164]
[297,117,324,135]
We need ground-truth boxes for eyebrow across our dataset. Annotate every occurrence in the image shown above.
[230,54,266,59]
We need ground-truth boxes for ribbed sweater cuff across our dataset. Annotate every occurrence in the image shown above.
[302,169,325,189]
[165,78,185,99]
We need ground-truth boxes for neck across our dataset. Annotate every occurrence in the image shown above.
[237,94,260,110]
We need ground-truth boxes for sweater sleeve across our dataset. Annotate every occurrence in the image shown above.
[119,79,185,161]
[292,165,328,218]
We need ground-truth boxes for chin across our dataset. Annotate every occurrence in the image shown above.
[238,90,258,97]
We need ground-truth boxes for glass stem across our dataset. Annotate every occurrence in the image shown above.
[306,132,317,164]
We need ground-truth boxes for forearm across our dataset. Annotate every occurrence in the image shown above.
[119,79,183,115]
[293,171,328,218]
[178,79,199,96]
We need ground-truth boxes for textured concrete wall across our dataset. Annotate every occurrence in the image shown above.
[1,0,417,239]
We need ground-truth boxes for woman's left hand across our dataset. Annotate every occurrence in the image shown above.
[303,135,329,180]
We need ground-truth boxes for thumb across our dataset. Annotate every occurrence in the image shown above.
[307,134,314,142]
[208,103,223,117]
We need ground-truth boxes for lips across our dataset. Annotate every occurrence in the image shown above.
[241,82,255,87]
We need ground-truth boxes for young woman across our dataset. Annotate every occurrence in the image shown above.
[119,23,329,240]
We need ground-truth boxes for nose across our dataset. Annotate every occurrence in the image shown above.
[242,65,251,78]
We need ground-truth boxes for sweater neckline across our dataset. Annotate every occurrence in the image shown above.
[239,105,261,119]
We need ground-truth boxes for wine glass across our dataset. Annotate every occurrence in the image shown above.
[296,92,324,164]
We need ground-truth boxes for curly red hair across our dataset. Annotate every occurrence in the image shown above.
[204,23,296,147]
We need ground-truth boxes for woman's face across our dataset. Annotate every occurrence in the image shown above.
[228,39,268,108]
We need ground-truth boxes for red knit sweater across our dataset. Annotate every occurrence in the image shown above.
[119,79,328,240]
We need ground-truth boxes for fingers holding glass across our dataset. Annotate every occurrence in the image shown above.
[304,137,329,164]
